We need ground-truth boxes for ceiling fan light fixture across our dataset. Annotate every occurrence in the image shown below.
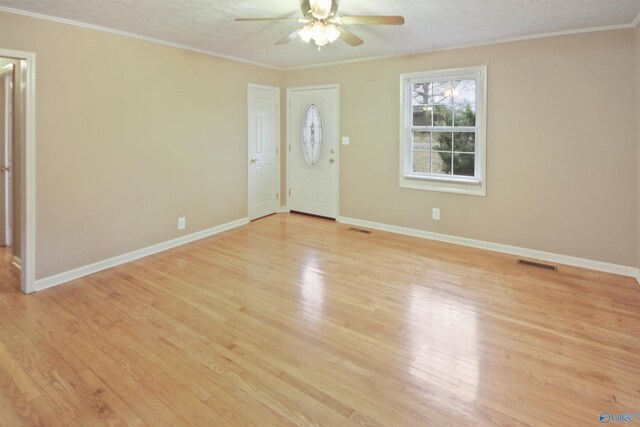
[325,24,340,43]
[310,22,325,41]
[299,25,312,43]
[299,21,340,47]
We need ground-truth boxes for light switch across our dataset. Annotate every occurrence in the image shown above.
[341,136,350,145]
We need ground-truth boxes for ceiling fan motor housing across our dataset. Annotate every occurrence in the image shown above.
[302,0,339,21]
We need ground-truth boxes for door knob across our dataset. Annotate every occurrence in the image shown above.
[329,159,335,164]
[250,158,257,164]
[0,166,9,172]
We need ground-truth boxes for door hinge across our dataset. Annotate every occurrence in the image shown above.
[288,189,291,196]
[276,148,279,155]
[276,193,279,200]
[288,145,291,152]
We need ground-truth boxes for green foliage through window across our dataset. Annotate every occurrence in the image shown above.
[411,80,477,177]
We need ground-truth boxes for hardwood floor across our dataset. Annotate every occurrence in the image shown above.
[0,213,639,426]
[0,247,19,293]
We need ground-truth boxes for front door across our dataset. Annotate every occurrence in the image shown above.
[248,84,280,220]
[287,86,339,219]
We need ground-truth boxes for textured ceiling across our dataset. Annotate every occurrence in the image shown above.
[2,0,640,69]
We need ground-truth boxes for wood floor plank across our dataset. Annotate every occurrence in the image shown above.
[1,213,639,426]
[0,359,42,427]
[56,284,298,427]
[0,339,41,402]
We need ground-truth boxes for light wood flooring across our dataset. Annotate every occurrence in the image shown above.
[0,213,639,426]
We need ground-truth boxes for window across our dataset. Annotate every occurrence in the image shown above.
[400,66,487,196]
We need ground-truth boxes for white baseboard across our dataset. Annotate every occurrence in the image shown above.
[338,216,638,278]
[636,270,640,286]
[11,256,21,270]
[34,217,250,292]
[278,206,290,213]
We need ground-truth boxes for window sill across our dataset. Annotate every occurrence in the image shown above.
[404,174,481,185]
[399,174,486,196]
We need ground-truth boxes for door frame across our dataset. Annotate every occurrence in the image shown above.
[0,49,36,294]
[247,83,281,220]
[285,84,340,218]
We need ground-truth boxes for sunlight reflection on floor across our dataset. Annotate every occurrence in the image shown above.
[299,254,326,325]
[406,284,480,402]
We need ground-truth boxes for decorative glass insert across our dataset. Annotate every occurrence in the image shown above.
[302,104,323,166]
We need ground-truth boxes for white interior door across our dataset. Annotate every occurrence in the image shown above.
[287,86,339,219]
[248,84,280,221]
[0,70,12,247]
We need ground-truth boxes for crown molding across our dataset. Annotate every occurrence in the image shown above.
[0,6,281,71]
[2,6,638,77]
[284,22,637,71]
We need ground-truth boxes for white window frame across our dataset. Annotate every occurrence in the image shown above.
[399,65,487,196]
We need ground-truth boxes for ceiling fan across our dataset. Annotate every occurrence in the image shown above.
[235,0,405,49]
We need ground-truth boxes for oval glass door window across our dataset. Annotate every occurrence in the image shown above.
[302,104,323,166]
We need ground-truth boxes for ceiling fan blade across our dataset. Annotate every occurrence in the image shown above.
[235,17,304,22]
[275,28,301,46]
[338,26,364,46]
[339,15,405,25]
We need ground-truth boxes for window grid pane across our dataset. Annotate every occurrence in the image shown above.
[453,153,475,176]
[409,78,477,178]
[411,131,476,177]
[412,131,431,174]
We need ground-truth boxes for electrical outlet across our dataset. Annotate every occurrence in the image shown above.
[178,217,186,230]
[432,208,440,221]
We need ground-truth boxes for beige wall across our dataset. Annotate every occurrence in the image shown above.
[285,29,638,267]
[1,9,638,280]
[0,12,283,278]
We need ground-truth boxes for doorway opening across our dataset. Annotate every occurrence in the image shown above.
[0,58,19,290]
[0,50,36,294]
